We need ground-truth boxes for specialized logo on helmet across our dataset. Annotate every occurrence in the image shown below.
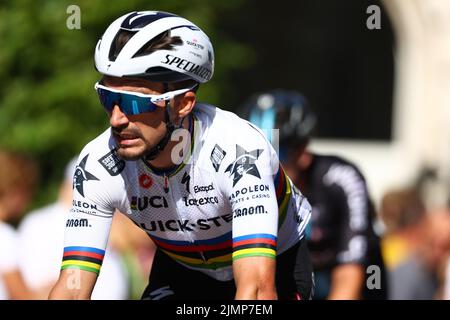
[225,145,263,187]
[161,54,212,81]
[73,154,99,197]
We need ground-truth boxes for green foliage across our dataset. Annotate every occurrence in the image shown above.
[0,0,254,208]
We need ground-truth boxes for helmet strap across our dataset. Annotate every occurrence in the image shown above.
[144,83,177,161]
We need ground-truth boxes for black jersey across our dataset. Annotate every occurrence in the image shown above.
[302,154,386,299]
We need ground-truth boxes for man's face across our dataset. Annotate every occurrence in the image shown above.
[102,76,168,161]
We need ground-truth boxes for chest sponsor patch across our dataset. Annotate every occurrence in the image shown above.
[210,144,226,172]
[98,149,125,176]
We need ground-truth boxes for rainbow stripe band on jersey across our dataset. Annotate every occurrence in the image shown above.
[274,164,291,228]
[150,232,233,270]
[61,246,105,274]
[232,233,277,261]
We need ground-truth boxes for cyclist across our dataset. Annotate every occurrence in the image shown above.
[241,89,387,299]
[49,11,313,300]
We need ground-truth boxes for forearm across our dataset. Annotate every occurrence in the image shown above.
[235,283,277,300]
[48,270,97,300]
[233,257,278,300]
[327,264,364,300]
[48,282,91,300]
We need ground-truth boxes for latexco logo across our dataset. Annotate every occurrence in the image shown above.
[182,196,219,207]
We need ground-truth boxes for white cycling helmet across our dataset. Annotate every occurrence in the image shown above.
[95,11,214,83]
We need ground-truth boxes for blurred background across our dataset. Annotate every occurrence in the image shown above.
[0,0,449,299]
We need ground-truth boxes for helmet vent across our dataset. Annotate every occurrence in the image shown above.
[132,31,183,58]
[108,30,137,61]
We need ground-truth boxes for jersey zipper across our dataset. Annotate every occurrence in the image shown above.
[163,174,169,193]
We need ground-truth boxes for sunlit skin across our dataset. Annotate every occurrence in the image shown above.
[102,76,196,170]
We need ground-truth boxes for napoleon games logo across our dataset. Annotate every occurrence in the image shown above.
[225,145,263,187]
[73,154,99,197]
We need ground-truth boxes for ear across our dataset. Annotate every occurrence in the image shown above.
[176,91,196,118]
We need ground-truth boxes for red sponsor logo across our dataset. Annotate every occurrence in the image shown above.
[139,174,153,189]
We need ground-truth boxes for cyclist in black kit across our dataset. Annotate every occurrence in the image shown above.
[242,90,387,300]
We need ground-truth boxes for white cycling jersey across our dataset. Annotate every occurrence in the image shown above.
[63,103,311,281]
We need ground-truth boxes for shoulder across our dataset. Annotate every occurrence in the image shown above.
[76,128,127,181]
[79,129,115,170]
[194,104,277,175]
[195,104,266,138]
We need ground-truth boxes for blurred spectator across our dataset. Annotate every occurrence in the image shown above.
[241,90,387,300]
[379,188,426,271]
[17,157,129,299]
[0,150,38,299]
[424,208,450,299]
[108,212,156,300]
[380,188,450,299]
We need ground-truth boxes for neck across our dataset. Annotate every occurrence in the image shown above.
[284,150,314,191]
[147,114,193,171]
[297,149,314,171]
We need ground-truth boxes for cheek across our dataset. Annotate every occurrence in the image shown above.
[129,107,166,127]
[133,111,167,140]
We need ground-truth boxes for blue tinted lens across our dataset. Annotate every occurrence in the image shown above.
[120,94,158,115]
[96,87,159,115]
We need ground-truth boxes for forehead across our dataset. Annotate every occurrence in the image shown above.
[102,75,164,92]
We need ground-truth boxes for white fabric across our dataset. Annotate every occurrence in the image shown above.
[63,104,311,281]
[17,203,128,300]
[0,222,19,299]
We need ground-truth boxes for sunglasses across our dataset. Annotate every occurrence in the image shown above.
[94,82,194,116]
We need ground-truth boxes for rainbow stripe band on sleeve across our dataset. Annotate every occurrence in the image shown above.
[61,246,105,275]
[232,234,277,261]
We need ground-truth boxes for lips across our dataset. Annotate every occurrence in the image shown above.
[114,132,140,146]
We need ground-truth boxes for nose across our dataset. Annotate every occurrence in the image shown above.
[110,105,129,128]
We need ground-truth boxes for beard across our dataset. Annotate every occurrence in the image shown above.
[115,144,147,161]
[112,126,167,161]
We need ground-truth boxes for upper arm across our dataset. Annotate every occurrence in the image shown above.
[325,164,372,265]
[221,128,280,298]
[324,163,371,299]
[328,263,365,300]
[52,151,117,299]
